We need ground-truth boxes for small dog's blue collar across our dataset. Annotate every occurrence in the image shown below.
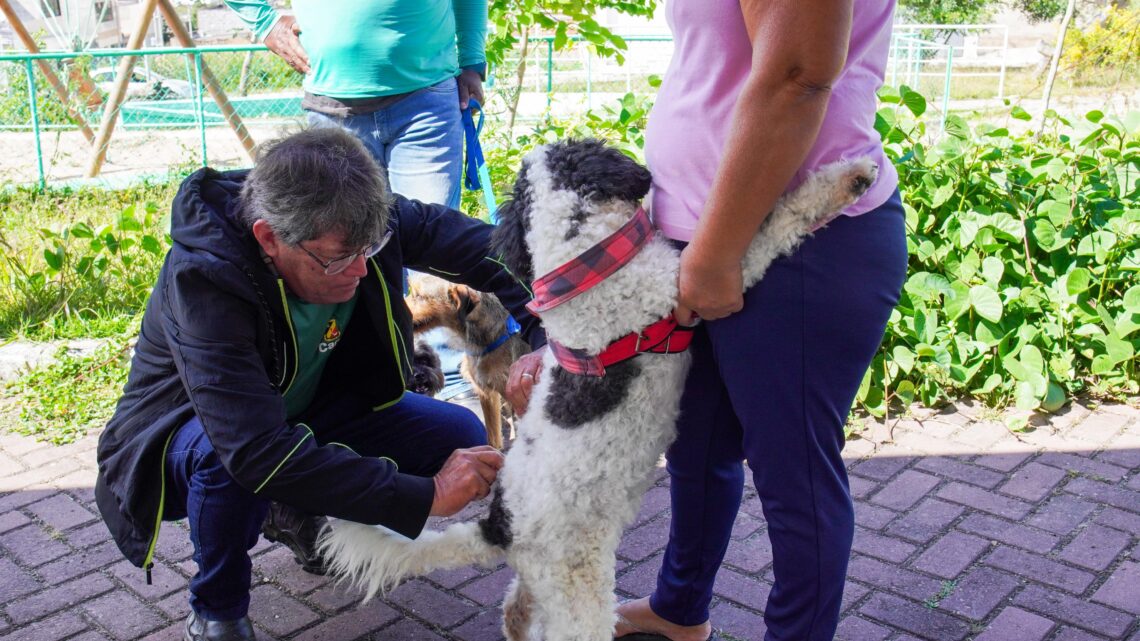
[481,315,521,355]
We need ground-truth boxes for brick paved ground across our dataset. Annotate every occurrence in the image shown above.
[1,400,1138,641]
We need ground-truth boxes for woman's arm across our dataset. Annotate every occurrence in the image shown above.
[675,0,853,322]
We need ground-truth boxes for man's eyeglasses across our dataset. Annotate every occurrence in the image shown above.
[299,229,393,275]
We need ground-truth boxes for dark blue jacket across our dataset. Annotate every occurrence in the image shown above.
[95,167,542,570]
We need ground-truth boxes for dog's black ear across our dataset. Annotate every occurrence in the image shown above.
[490,196,534,284]
[546,138,652,204]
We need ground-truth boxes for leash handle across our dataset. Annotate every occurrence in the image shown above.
[461,99,500,223]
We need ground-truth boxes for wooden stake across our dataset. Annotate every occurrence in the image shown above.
[156,0,256,159]
[85,0,159,178]
[0,0,96,144]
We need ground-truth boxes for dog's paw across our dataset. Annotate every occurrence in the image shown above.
[846,157,879,198]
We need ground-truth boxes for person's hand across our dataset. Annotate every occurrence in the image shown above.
[672,243,744,323]
[505,347,546,416]
[264,15,309,74]
[429,446,505,517]
[457,69,484,110]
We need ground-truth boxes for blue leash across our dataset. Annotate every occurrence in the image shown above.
[462,99,499,223]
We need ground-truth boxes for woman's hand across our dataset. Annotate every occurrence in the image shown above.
[505,347,547,416]
[673,243,743,323]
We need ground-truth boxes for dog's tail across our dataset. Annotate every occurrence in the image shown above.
[318,521,503,600]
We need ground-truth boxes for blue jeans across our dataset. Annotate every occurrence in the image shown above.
[162,391,486,620]
[650,192,908,640]
[306,78,463,209]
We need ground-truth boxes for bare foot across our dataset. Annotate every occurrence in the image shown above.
[614,597,711,641]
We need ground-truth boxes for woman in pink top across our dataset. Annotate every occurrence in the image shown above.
[616,1,906,640]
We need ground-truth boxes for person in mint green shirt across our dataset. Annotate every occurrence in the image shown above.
[224,0,487,209]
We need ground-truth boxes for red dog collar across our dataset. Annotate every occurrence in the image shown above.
[548,315,695,377]
[527,207,654,314]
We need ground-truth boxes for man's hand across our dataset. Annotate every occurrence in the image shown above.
[457,68,484,110]
[673,243,744,323]
[505,347,546,416]
[264,15,309,74]
[429,446,504,517]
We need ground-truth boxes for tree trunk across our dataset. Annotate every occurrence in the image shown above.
[1042,0,1078,117]
[506,27,530,142]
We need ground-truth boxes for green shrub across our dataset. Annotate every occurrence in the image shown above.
[1063,6,1140,77]
[864,85,1139,423]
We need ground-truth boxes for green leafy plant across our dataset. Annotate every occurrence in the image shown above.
[860,85,1139,418]
[4,335,132,444]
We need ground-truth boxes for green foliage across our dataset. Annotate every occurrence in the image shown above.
[0,194,172,340]
[1063,6,1140,77]
[862,85,1140,417]
[1011,0,1068,23]
[896,0,998,26]
[487,0,658,68]
[4,336,132,444]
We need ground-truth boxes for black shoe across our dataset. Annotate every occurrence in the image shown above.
[184,611,256,641]
[261,501,329,575]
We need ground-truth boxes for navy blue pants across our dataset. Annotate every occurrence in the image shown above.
[650,193,908,640]
[162,391,486,621]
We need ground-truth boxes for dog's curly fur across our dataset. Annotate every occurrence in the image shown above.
[405,273,532,447]
[319,139,879,641]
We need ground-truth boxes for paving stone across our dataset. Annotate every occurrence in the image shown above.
[910,531,991,579]
[712,567,771,608]
[937,482,1033,519]
[1059,524,1133,571]
[870,470,941,510]
[731,511,764,540]
[255,545,333,594]
[63,520,116,549]
[1095,506,1140,536]
[1014,584,1135,638]
[616,517,671,562]
[843,437,878,460]
[851,456,914,482]
[1097,446,1140,470]
[1070,411,1131,443]
[722,532,773,574]
[892,430,970,457]
[306,582,370,614]
[1028,495,1099,535]
[914,457,1004,489]
[153,592,189,620]
[0,610,87,641]
[635,485,671,522]
[846,556,943,598]
[999,462,1069,502]
[449,607,507,641]
[957,514,1060,552]
[1037,452,1131,482]
[615,554,662,599]
[0,451,24,478]
[835,614,891,640]
[66,633,111,641]
[858,592,970,641]
[5,572,114,625]
[151,522,194,564]
[458,566,514,607]
[708,600,767,641]
[936,566,1021,621]
[0,521,70,567]
[1051,626,1112,641]
[387,579,481,629]
[424,565,485,590]
[248,583,321,637]
[951,422,1008,449]
[38,540,118,585]
[885,498,965,544]
[1063,477,1140,513]
[292,599,400,641]
[372,617,448,641]
[973,450,1034,473]
[841,579,871,614]
[0,556,40,602]
[0,510,31,535]
[1091,560,1140,615]
[972,607,1055,641]
[855,502,898,530]
[851,528,917,563]
[848,475,878,500]
[983,546,1095,594]
[80,590,165,640]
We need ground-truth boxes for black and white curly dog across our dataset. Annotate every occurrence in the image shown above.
[319,139,878,641]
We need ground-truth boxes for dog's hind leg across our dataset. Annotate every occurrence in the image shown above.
[502,576,535,641]
[526,553,616,641]
[479,388,504,449]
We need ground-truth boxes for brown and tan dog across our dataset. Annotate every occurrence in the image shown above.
[405,273,531,449]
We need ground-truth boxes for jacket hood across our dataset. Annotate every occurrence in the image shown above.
[170,168,258,266]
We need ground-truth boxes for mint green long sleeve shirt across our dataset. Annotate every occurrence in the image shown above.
[224,0,487,99]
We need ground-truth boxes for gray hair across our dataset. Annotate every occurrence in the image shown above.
[240,127,392,247]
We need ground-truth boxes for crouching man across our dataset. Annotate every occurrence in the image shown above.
[94,128,544,641]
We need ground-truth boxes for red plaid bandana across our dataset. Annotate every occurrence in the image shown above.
[548,316,695,376]
[527,207,654,315]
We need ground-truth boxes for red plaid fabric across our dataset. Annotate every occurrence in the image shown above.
[548,316,696,376]
[527,207,654,314]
